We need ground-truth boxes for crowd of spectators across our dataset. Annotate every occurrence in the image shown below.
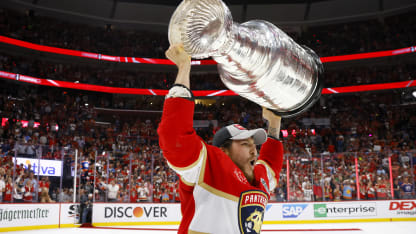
[0,81,414,204]
[0,8,415,58]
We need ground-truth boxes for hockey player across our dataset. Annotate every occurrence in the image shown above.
[158,44,284,234]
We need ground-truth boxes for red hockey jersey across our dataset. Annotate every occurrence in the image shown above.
[158,97,283,234]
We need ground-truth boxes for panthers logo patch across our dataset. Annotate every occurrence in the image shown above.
[238,190,268,234]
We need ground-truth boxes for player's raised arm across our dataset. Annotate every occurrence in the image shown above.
[157,44,205,175]
[165,44,191,89]
[256,108,284,191]
[262,107,282,140]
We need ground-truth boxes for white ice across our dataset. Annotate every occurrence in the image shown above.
[8,222,416,234]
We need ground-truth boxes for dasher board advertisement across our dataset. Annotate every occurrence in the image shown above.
[313,202,377,218]
[92,203,182,225]
[0,203,59,229]
[60,203,80,226]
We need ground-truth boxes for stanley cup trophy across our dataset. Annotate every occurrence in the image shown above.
[169,0,323,117]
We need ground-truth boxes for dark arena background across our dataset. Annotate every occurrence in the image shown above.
[0,0,415,233]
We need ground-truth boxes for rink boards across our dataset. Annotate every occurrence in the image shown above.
[0,203,80,232]
[1,200,415,232]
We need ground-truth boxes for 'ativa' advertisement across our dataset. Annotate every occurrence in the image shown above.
[14,157,62,177]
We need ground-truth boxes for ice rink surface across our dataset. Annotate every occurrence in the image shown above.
[8,222,416,234]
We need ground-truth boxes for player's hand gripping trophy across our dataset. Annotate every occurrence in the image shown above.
[169,0,324,117]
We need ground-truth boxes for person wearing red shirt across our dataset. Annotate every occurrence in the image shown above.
[174,181,181,203]
[154,186,162,203]
[367,180,376,200]
[38,176,50,197]
[293,184,304,201]
[23,180,35,202]
[313,179,323,201]
[130,189,138,203]
[375,177,388,200]
[359,182,367,200]
[3,177,13,202]
[158,45,283,234]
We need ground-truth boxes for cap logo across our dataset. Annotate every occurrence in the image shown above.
[233,124,247,130]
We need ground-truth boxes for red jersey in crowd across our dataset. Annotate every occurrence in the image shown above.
[130,190,138,203]
[153,190,161,203]
[4,182,13,202]
[367,185,376,199]
[23,185,34,202]
[376,182,388,199]
[38,180,50,195]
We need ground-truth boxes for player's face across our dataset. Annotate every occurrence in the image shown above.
[226,138,257,183]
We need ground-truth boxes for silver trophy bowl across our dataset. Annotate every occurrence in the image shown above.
[168,0,323,117]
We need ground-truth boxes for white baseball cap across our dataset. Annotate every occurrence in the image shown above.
[212,124,267,147]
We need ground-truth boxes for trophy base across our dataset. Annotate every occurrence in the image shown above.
[270,45,324,118]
